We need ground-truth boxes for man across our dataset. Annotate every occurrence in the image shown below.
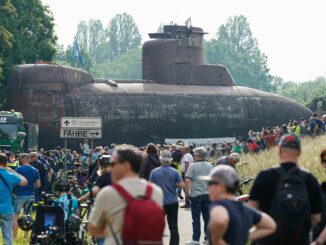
[0,153,27,244]
[150,150,185,245]
[180,146,194,208]
[88,145,163,244]
[171,144,182,170]
[249,133,322,245]
[80,139,90,166]
[200,165,276,245]
[30,151,48,202]
[185,147,213,244]
[7,152,19,170]
[171,145,184,199]
[209,143,219,158]
[215,152,240,169]
[290,121,301,136]
[13,153,41,240]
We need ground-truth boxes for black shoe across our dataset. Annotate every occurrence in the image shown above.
[177,193,184,200]
[180,204,190,208]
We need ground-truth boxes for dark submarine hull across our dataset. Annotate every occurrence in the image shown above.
[6,64,312,148]
[67,82,311,146]
[5,24,312,148]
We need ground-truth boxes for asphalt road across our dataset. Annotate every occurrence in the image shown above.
[163,199,207,245]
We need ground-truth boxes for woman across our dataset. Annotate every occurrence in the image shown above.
[200,165,276,245]
[140,143,160,180]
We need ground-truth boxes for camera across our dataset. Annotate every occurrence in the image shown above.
[26,192,84,245]
[99,154,111,168]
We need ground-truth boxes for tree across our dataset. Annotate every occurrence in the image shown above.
[205,15,272,91]
[75,20,88,51]
[0,0,56,107]
[0,0,15,80]
[276,76,326,105]
[107,13,141,60]
[91,48,141,79]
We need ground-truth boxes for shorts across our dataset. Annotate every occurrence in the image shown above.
[14,195,34,215]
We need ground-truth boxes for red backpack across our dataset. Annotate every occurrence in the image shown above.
[113,183,165,245]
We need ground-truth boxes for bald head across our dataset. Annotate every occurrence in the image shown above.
[279,146,301,164]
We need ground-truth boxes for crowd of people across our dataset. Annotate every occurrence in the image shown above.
[0,114,326,245]
[208,114,326,156]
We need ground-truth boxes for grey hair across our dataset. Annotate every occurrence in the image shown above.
[212,165,239,193]
[194,147,206,160]
[160,157,172,165]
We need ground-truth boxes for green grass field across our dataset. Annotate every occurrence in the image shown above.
[2,135,325,244]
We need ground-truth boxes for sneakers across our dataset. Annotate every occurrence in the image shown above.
[180,203,191,208]
[185,240,200,245]
[177,193,184,200]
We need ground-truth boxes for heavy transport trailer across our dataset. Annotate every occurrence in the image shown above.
[0,111,39,153]
[5,25,312,148]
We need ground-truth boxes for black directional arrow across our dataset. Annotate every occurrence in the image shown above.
[90,132,99,136]
[64,120,70,126]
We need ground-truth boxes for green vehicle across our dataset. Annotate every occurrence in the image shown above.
[0,111,39,153]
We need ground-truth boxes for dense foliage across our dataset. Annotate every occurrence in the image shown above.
[55,13,142,78]
[205,15,273,91]
[276,76,326,105]
[0,0,56,106]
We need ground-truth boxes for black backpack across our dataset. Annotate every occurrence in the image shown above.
[270,166,311,244]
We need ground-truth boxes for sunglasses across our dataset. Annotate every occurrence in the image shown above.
[208,181,220,187]
[109,161,124,167]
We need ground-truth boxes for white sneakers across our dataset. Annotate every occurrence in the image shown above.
[185,240,200,245]
[185,240,208,244]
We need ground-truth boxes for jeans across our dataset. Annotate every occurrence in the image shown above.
[0,213,13,245]
[191,194,210,241]
[164,202,179,245]
[14,195,34,215]
[97,238,104,245]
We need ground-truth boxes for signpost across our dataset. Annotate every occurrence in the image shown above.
[60,117,102,129]
[60,117,102,178]
[60,129,102,139]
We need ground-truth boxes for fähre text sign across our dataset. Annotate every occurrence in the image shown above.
[60,129,102,139]
[61,117,102,129]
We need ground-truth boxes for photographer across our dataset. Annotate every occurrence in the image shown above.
[78,155,112,203]
[0,153,27,245]
[79,155,111,245]
[53,181,80,220]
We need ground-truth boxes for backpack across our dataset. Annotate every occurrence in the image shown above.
[113,183,165,245]
[270,167,311,243]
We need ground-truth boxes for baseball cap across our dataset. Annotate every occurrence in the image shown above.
[278,133,301,150]
[229,153,240,162]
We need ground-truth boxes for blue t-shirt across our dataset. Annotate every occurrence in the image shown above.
[150,165,183,205]
[15,165,40,196]
[0,168,22,214]
[53,194,79,220]
[209,200,262,245]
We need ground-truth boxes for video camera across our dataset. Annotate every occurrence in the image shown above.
[19,190,84,245]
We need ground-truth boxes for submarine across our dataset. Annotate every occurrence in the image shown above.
[6,25,312,148]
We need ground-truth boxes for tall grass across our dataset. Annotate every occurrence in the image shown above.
[237,135,326,191]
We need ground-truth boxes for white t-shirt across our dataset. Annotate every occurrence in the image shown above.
[89,177,163,245]
[181,153,194,173]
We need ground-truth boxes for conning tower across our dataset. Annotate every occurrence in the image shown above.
[142,25,235,86]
